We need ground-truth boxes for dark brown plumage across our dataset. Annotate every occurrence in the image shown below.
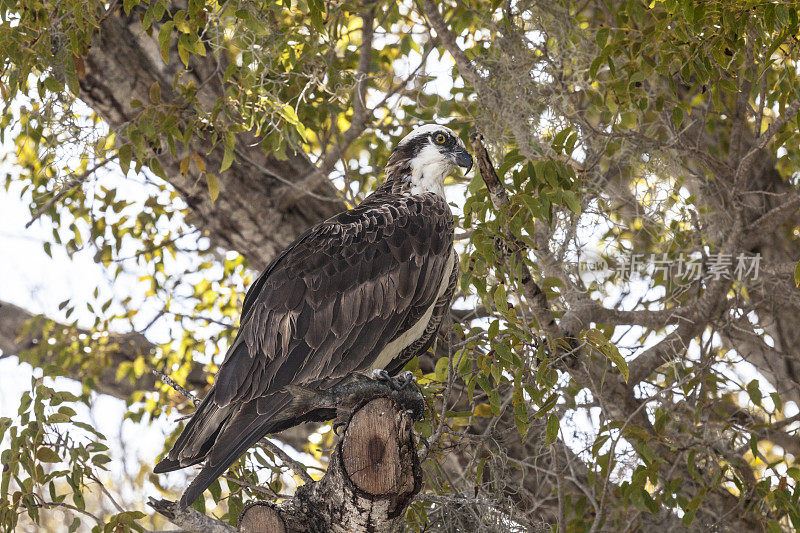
[154,125,472,507]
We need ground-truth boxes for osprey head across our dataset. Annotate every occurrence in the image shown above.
[386,124,473,197]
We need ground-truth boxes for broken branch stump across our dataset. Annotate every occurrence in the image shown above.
[237,396,422,532]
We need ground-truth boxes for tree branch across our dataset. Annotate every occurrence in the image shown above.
[420,0,484,91]
[152,396,422,533]
[0,299,207,399]
[734,98,800,188]
[277,7,376,210]
[470,132,564,346]
[79,10,344,270]
[629,217,743,383]
[148,499,236,533]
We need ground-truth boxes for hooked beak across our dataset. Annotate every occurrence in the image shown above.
[451,148,474,174]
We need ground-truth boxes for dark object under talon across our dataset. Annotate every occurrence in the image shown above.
[284,371,427,433]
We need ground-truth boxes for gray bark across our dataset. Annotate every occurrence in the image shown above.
[151,397,421,533]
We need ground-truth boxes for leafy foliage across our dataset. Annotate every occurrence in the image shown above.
[1,0,800,531]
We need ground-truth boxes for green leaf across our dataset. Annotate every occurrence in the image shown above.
[118,144,132,175]
[493,284,508,313]
[596,27,609,47]
[770,392,782,413]
[794,260,800,287]
[638,442,656,466]
[564,132,578,155]
[47,413,72,423]
[178,36,190,67]
[149,81,161,105]
[123,0,138,15]
[551,127,572,152]
[750,434,759,459]
[415,420,432,439]
[767,521,782,533]
[514,398,529,435]
[589,55,604,79]
[0,417,11,442]
[586,329,629,381]
[36,447,61,463]
[629,71,646,84]
[149,157,166,179]
[220,131,235,173]
[18,391,31,414]
[545,414,559,445]
[602,341,629,382]
[562,190,581,214]
[158,21,174,63]
[91,454,111,466]
[672,107,683,129]
[746,379,762,405]
[497,150,525,177]
[206,173,219,202]
[434,357,449,381]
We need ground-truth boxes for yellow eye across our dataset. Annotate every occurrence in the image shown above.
[434,133,447,144]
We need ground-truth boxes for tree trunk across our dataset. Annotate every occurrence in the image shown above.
[151,396,422,533]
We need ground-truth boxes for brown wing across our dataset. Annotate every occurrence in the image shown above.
[156,192,454,506]
[387,253,459,375]
[212,191,454,408]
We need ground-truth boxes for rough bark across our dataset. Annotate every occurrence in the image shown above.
[151,396,422,533]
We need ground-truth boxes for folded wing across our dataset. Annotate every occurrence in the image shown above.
[155,192,455,506]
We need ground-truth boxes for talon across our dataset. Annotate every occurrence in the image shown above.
[333,421,346,435]
[398,371,414,389]
[372,368,392,382]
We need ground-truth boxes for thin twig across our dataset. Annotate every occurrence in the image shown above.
[87,472,126,514]
[152,368,200,407]
[148,498,236,533]
[34,500,104,527]
[26,156,115,228]
[257,436,314,485]
[470,132,564,345]
[735,97,800,187]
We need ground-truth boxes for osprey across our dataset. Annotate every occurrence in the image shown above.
[154,124,473,507]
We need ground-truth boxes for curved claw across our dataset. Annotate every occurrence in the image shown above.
[372,368,392,382]
[397,371,415,389]
[333,421,347,436]
[372,369,416,391]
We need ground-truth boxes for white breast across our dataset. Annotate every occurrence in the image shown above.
[371,250,456,371]
[408,144,452,198]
